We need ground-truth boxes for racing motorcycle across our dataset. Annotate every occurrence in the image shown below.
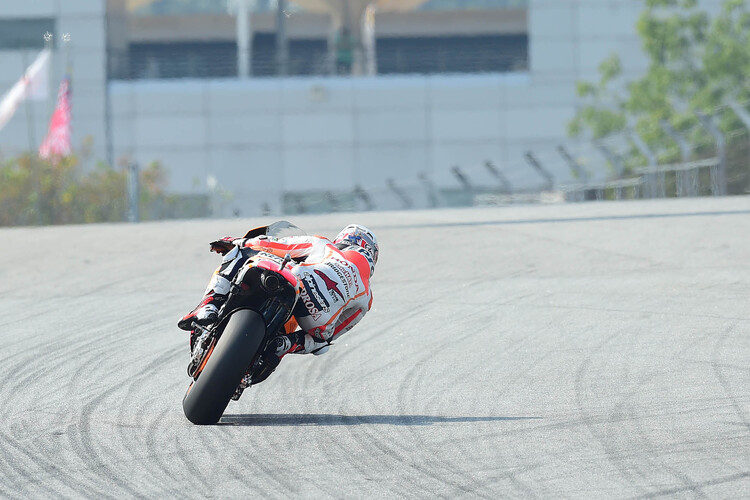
[182,221,303,425]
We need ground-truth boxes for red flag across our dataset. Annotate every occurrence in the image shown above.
[39,76,71,160]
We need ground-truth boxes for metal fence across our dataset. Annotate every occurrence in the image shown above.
[266,115,748,216]
[124,116,749,219]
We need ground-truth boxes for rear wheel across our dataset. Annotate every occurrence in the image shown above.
[182,309,266,425]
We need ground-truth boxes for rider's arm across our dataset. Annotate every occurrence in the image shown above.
[331,298,371,341]
[308,289,373,352]
[292,272,372,356]
[209,235,319,260]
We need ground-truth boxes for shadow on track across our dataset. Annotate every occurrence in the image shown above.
[218,414,542,426]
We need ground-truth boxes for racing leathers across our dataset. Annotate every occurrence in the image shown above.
[179,233,373,376]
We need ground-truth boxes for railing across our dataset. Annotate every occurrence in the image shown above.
[128,0,529,16]
[107,36,529,80]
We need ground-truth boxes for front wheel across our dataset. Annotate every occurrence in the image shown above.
[182,309,266,425]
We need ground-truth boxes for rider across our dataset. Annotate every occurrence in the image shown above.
[178,224,378,384]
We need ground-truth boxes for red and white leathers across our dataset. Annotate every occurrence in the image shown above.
[182,233,373,356]
[241,234,373,354]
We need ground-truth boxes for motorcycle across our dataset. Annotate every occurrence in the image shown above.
[182,221,303,425]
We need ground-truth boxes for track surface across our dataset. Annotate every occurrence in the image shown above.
[1,197,749,498]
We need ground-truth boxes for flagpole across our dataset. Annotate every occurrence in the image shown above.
[21,48,42,225]
[63,33,72,76]
[63,33,73,168]
[22,49,37,153]
[46,33,54,122]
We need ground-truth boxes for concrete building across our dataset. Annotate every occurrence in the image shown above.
[0,0,659,216]
[0,1,108,163]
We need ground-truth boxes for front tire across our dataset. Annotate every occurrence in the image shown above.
[182,309,266,425]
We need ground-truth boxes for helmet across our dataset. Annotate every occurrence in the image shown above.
[333,224,379,276]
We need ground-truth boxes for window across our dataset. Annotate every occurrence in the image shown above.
[0,18,56,50]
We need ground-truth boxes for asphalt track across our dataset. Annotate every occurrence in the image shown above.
[1,196,749,499]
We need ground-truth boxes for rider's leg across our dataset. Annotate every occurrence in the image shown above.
[249,331,306,385]
[249,330,331,385]
[178,246,247,331]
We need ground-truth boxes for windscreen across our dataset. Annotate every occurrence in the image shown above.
[266,220,306,239]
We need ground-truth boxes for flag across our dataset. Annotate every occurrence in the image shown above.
[0,48,50,131]
[39,76,72,160]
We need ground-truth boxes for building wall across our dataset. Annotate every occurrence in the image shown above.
[531,0,647,83]
[109,0,651,215]
[112,72,584,215]
[0,0,657,216]
[0,0,108,162]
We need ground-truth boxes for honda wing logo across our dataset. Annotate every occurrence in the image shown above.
[314,269,345,302]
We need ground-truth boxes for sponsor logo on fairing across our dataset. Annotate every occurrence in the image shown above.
[314,269,345,302]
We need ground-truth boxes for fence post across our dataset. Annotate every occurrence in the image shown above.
[353,184,375,211]
[451,166,473,192]
[387,178,413,209]
[557,145,589,185]
[629,130,662,198]
[660,120,694,197]
[417,172,439,208]
[523,151,554,191]
[593,140,626,177]
[325,191,339,212]
[294,194,306,214]
[127,161,140,222]
[484,161,512,193]
[727,99,750,187]
[696,111,727,196]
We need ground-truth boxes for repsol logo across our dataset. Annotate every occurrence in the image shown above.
[302,273,329,311]
[299,286,323,321]
[299,272,330,321]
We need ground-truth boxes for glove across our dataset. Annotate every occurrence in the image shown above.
[209,237,237,255]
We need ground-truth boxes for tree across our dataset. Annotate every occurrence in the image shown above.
[0,153,198,226]
[569,0,750,192]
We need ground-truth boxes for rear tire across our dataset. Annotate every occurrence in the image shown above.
[182,309,266,425]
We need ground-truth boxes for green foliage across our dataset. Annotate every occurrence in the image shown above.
[598,55,622,84]
[568,55,627,139]
[0,153,186,226]
[570,0,750,184]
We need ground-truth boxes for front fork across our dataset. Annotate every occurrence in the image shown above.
[187,323,213,377]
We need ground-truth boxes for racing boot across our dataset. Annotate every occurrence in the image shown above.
[177,293,224,331]
[179,247,246,332]
[249,332,304,385]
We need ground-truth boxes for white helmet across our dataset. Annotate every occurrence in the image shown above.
[333,224,379,276]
